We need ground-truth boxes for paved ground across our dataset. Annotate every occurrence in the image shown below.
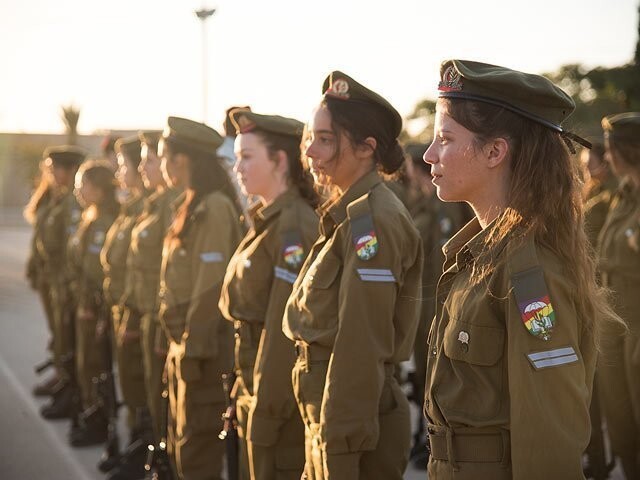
[0,218,624,480]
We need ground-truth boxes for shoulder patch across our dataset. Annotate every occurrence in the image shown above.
[282,230,305,270]
[347,195,378,261]
[512,266,555,341]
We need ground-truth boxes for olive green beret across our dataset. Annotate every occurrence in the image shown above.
[229,109,304,140]
[138,130,162,148]
[322,71,403,138]
[602,112,640,143]
[437,59,576,133]
[43,145,87,166]
[114,135,142,162]
[162,116,223,153]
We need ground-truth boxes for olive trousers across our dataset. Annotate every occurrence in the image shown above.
[292,357,410,480]
[141,312,167,442]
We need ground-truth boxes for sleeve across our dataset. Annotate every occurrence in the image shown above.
[249,214,317,445]
[507,261,594,479]
[81,220,110,310]
[320,214,422,454]
[183,197,241,359]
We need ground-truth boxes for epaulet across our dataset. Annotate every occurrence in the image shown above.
[346,193,379,261]
[507,234,556,341]
[278,203,305,270]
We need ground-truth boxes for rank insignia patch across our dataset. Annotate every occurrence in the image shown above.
[355,231,378,261]
[283,243,304,269]
[519,296,555,341]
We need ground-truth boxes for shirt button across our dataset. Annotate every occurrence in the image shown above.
[431,347,437,356]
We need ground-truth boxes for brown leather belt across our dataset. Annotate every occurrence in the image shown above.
[428,426,510,466]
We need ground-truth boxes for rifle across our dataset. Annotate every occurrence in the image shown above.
[583,376,615,480]
[144,383,175,480]
[95,302,121,469]
[219,372,239,480]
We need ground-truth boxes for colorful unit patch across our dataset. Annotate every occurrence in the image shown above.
[519,295,555,341]
[283,243,304,269]
[355,231,379,260]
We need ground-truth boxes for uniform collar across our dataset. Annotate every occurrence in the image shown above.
[251,188,300,232]
[442,213,512,271]
[320,170,381,232]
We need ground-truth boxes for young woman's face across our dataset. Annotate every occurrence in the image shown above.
[305,105,361,191]
[47,159,74,187]
[605,137,632,178]
[423,107,487,203]
[74,173,102,207]
[234,132,279,198]
[159,139,180,188]
[115,154,140,190]
[139,144,165,190]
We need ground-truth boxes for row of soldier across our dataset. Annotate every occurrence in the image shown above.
[24,64,640,480]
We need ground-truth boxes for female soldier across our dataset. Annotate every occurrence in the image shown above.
[597,112,640,479]
[69,160,119,446]
[158,116,243,480]
[422,60,618,479]
[283,72,423,480]
[99,135,149,475]
[219,110,319,480]
[30,147,85,404]
[128,130,180,446]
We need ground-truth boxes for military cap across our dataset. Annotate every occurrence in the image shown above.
[162,116,224,153]
[114,135,142,162]
[602,112,640,143]
[229,109,304,140]
[322,71,403,138]
[138,130,162,148]
[436,60,591,150]
[43,145,87,166]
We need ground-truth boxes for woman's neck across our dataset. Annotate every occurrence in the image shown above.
[260,180,289,205]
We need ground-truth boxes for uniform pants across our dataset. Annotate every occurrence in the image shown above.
[50,282,75,377]
[598,333,640,467]
[235,387,252,480]
[38,279,56,356]
[247,408,305,480]
[75,307,105,409]
[292,358,410,480]
[115,306,147,429]
[141,312,167,442]
[166,342,226,480]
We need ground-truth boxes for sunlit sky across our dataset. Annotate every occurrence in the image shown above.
[1,0,637,134]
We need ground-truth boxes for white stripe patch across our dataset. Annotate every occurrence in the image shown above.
[357,268,396,283]
[275,266,298,284]
[200,252,224,263]
[526,346,578,370]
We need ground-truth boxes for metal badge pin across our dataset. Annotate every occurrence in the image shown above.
[458,330,470,352]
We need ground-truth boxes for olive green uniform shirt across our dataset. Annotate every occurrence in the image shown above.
[283,170,423,455]
[159,190,243,359]
[425,218,596,479]
[220,188,318,441]
[101,194,145,307]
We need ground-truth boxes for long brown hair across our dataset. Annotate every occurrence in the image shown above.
[165,137,242,243]
[24,161,53,224]
[441,97,621,343]
[77,160,120,220]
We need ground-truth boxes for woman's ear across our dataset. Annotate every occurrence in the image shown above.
[275,150,289,176]
[356,136,377,159]
[485,137,509,169]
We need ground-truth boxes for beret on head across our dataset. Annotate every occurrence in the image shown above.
[114,135,142,166]
[322,71,403,139]
[43,145,87,166]
[230,109,304,141]
[437,59,576,132]
[162,116,224,153]
[138,130,162,149]
[602,112,640,144]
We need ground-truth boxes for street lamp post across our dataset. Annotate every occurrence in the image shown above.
[195,7,216,123]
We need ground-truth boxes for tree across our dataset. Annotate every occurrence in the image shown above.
[60,104,80,145]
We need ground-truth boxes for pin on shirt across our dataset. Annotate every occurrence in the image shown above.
[458,330,470,353]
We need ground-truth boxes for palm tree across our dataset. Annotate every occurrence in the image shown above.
[60,104,80,145]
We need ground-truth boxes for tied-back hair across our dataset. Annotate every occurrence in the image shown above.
[441,97,622,344]
[165,137,243,243]
[78,160,120,220]
[253,129,320,209]
[322,97,405,177]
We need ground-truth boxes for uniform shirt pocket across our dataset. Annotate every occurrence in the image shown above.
[301,252,342,330]
[443,319,505,366]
